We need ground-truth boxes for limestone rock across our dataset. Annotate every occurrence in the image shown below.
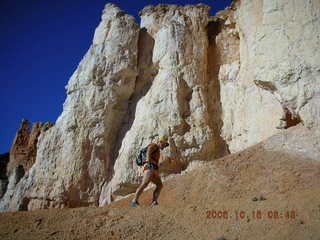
[0,3,140,211]
[0,153,9,199]
[0,118,53,210]
[214,2,283,153]
[236,0,320,133]
[0,119,53,207]
[99,4,232,204]
[0,166,33,211]
[210,0,320,152]
[7,119,29,175]
[249,0,320,131]
[264,125,320,161]
[7,119,54,175]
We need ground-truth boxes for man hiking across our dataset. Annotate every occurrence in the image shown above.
[130,136,169,207]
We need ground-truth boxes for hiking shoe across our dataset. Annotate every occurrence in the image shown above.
[151,201,159,207]
[129,200,139,207]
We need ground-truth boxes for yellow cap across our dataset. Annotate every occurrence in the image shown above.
[158,136,168,143]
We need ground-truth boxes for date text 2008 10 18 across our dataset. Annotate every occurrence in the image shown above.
[206,209,297,220]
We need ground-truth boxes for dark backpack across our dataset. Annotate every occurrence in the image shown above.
[135,144,159,166]
[136,147,148,166]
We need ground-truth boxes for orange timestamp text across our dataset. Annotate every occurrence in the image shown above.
[206,209,297,220]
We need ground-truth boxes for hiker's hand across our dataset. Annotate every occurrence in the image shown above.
[146,162,153,169]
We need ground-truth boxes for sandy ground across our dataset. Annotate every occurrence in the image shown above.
[1,142,320,240]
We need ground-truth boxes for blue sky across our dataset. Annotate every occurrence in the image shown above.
[0,0,232,154]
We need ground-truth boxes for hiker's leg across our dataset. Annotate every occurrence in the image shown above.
[133,169,152,202]
[151,172,163,202]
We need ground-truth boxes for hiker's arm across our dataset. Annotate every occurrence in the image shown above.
[146,144,157,164]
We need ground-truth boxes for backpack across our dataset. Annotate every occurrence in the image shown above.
[136,147,148,166]
[135,144,160,166]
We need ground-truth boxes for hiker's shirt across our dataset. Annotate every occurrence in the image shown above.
[144,143,160,170]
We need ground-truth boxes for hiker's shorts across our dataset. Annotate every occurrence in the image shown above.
[143,163,159,178]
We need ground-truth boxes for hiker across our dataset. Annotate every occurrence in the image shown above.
[130,136,169,207]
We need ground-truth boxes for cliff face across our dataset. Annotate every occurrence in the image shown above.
[19,4,139,210]
[99,4,230,205]
[1,0,319,211]
[0,153,9,199]
[7,119,54,175]
[219,0,320,152]
[0,120,53,209]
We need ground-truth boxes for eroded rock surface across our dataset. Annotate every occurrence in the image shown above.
[0,4,140,211]
[219,0,320,153]
[213,0,320,152]
[99,4,231,204]
[0,153,9,199]
[7,119,54,175]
